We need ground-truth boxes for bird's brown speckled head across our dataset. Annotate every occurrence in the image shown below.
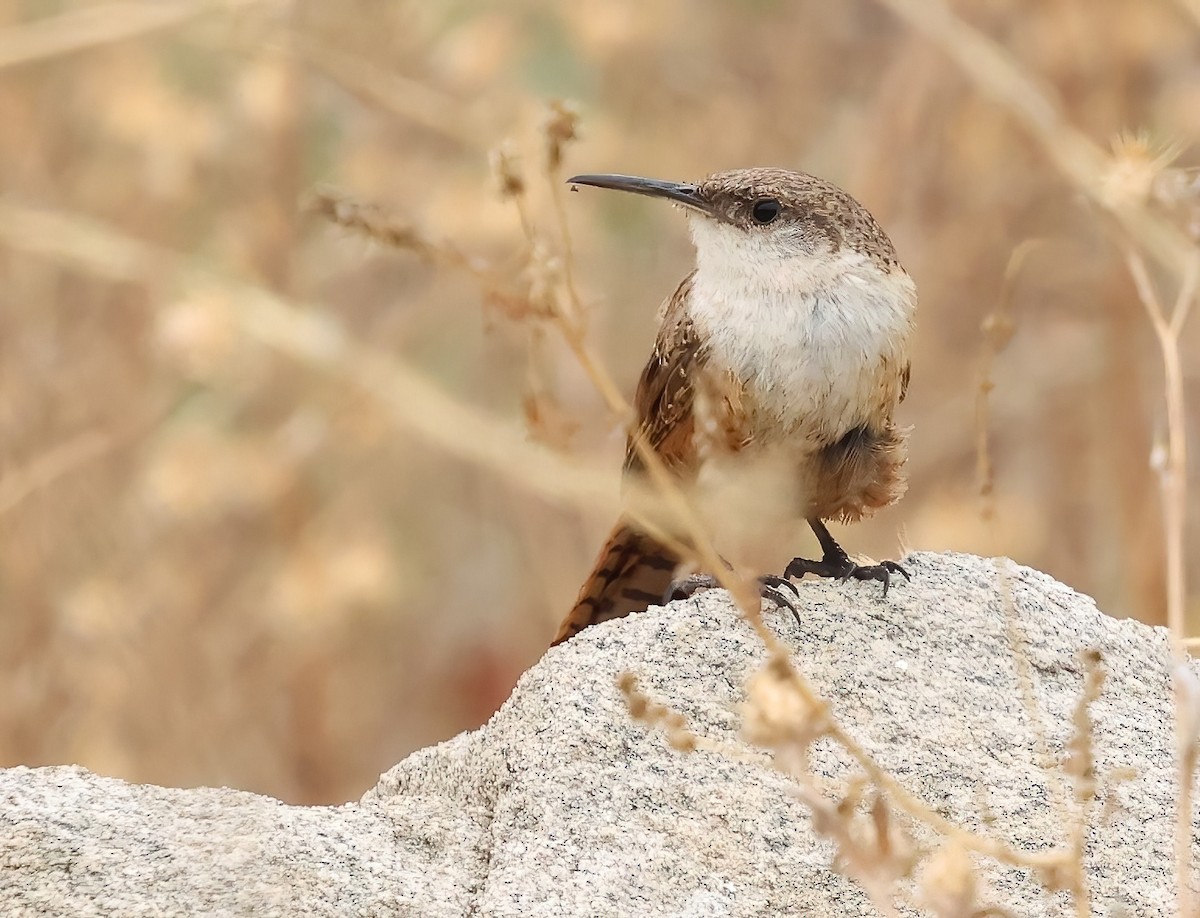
[567,167,900,270]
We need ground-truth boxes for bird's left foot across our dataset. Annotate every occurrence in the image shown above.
[666,573,803,625]
[784,554,910,597]
[788,518,911,597]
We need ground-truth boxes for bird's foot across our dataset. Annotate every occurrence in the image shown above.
[784,552,910,597]
[665,573,802,626]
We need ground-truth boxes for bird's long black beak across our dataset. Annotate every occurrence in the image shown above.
[566,173,712,215]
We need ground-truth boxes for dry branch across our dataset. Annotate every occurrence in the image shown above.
[0,0,263,71]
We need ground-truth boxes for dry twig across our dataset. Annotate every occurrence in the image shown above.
[0,0,257,71]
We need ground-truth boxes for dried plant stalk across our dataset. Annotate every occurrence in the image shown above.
[0,0,243,71]
[871,4,1200,910]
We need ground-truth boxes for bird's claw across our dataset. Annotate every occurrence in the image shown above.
[845,559,910,597]
[784,554,909,597]
[665,573,803,626]
[758,574,802,626]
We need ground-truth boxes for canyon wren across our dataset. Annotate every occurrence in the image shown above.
[552,168,916,647]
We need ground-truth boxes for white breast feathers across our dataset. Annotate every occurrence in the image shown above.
[686,219,916,446]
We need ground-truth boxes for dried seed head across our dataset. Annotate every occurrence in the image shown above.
[1101,131,1181,211]
[980,311,1015,350]
[617,671,701,752]
[920,843,978,917]
[542,98,580,172]
[490,142,526,199]
[305,187,433,256]
[1064,649,1106,802]
[522,390,579,452]
[742,652,832,757]
[618,672,647,718]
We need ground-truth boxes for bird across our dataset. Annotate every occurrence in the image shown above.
[552,168,916,647]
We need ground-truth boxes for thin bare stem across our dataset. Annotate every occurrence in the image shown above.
[995,561,1071,839]
[976,241,1038,520]
[749,642,1073,875]
[0,199,624,515]
[869,5,1199,907]
[873,0,1196,282]
[1169,252,1200,338]
[1123,243,1196,917]
[306,188,493,279]
[1174,0,1200,31]
[1124,248,1188,654]
[0,416,152,515]
[291,37,484,148]
[0,0,255,71]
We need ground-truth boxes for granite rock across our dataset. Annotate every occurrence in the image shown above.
[2,552,1197,916]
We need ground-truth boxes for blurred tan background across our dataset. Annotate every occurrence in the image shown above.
[2,0,1199,804]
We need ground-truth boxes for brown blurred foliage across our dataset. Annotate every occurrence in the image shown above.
[2,0,1199,803]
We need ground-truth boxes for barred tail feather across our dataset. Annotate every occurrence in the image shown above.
[551,524,680,646]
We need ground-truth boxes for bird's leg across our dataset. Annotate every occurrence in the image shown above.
[784,519,910,597]
[665,570,802,626]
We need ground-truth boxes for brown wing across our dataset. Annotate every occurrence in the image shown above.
[623,272,705,478]
[553,275,703,646]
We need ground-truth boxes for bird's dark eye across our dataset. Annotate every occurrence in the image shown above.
[750,198,781,224]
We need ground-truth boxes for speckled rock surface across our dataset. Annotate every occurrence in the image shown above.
[0,765,486,917]
[2,553,1197,916]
